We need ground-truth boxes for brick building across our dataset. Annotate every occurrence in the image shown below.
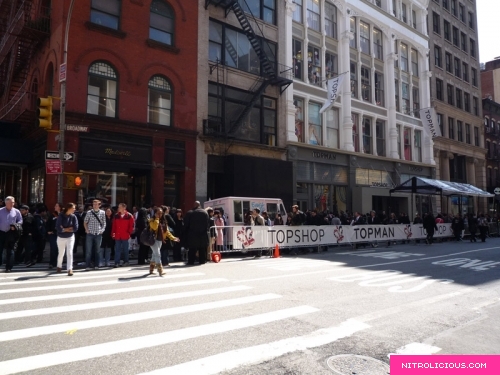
[0,0,198,210]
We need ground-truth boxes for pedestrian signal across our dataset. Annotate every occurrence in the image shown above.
[37,97,53,129]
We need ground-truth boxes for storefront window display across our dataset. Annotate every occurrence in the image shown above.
[294,98,304,142]
[80,172,129,207]
[30,168,44,204]
[313,185,347,213]
[308,102,322,145]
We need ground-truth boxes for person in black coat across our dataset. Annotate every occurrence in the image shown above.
[467,213,478,242]
[423,213,438,245]
[100,208,114,267]
[172,209,185,262]
[135,208,149,265]
[184,201,210,265]
[451,213,464,241]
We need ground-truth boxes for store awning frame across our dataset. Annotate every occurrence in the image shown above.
[389,176,494,198]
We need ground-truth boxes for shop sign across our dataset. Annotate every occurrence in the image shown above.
[45,151,75,162]
[370,182,390,188]
[104,148,132,157]
[45,160,62,174]
[409,166,423,172]
[312,151,336,160]
[66,125,89,132]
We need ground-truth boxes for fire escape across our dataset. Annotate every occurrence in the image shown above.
[204,0,293,138]
[0,0,51,125]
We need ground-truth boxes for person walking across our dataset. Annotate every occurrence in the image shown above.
[184,201,210,265]
[468,213,478,243]
[100,208,114,267]
[478,213,488,242]
[0,196,23,273]
[160,206,176,267]
[84,199,106,270]
[423,213,438,245]
[111,203,135,267]
[56,203,78,276]
[17,205,35,265]
[451,213,464,241]
[148,207,179,275]
[28,206,47,267]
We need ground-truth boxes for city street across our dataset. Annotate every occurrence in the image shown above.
[0,239,499,375]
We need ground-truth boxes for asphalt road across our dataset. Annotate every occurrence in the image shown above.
[0,238,499,375]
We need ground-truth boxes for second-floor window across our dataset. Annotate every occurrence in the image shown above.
[87,62,117,117]
[90,0,121,30]
[359,21,370,55]
[242,0,276,24]
[373,28,383,60]
[307,0,320,31]
[150,0,174,46]
[324,3,337,39]
[148,75,172,126]
[361,66,371,102]
[400,43,408,71]
[375,72,384,106]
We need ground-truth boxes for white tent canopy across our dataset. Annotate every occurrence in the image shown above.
[390,177,494,198]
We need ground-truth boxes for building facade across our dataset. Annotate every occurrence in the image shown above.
[0,0,198,209]
[428,0,486,214]
[197,0,294,207]
[285,0,436,216]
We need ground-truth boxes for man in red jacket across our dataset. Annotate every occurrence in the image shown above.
[111,203,135,267]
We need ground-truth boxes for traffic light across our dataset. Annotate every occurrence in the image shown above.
[37,96,53,129]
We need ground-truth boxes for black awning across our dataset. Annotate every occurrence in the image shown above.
[390,176,494,198]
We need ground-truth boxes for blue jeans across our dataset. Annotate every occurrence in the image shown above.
[102,246,111,265]
[49,233,58,267]
[0,230,15,270]
[114,239,129,265]
[150,240,162,264]
[86,234,102,267]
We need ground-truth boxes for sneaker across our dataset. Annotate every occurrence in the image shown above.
[26,262,35,267]
[85,267,92,271]
[123,262,129,267]
[105,263,110,267]
[113,264,118,268]
[94,267,99,270]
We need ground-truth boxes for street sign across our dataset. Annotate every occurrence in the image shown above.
[66,124,89,132]
[494,187,500,195]
[45,150,75,162]
[59,63,66,82]
[45,160,62,174]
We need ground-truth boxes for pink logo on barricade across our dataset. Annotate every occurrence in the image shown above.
[333,226,344,243]
[404,225,413,239]
[236,227,255,248]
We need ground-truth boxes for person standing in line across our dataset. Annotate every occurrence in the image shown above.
[451,213,464,241]
[160,206,176,267]
[468,213,478,243]
[46,203,61,269]
[478,213,488,242]
[423,213,438,245]
[0,196,23,273]
[206,207,217,261]
[111,203,135,267]
[172,209,185,262]
[56,203,78,276]
[100,208,114,267]
[135,208,150,265]
[184,201,210,265]
[214,210,225,252]
[17,205,35,265]
[28,206,47,267]
[148,207,179,275]
[84,199,106,270]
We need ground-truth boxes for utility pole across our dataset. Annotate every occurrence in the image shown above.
[58,0,76,203]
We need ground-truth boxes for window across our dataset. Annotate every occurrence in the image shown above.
[148,75,172,126]
[447,84,454,105]
[473,97,479,116]
[436,78,443,100]
[325,3,337,39]
[392,0,397,16]
[326,108,339,148]
[437,113,444,135]
[294,97,304,142]
[376,120,385,156]
[443,0,449,10]
[413,87,420,115]
[411,49,418,76]
[462,62,468,82]
[359,21,370,55]
[474,126,479,146]
[362,117,372,154]
[459,3,465,22]
[404,128,411,160]
[454,57,460,77]
[150,0,174,45]
[262,97,277,145]
[465,123,471,144]
[87,61,117,117]
[209,21,222,62]
[452,26,459,47]
[456,88,462,109]
[460,32,467,51]
[361,66,371,102]
[412,10,417,29]
[471,68,477,86]
[401,3,407,23]
[375,72,384,106]
[451,0,457,16]
[306,0,320,31]
[402,82,410,114]
[414,130,422,162]
[448,117,454,139]
[445,52,452,73]
[464,92,470,112]
[292,0,302,23]
[292,39,303,80]
[349,17,356,49]
[470,39,476,58]
[433,12,440,34]
[241,0,276,24]
[308,45,322,86]
[325,52,337,79]
[468,11,474,29]
[90,0,120,30]
[352,113,360,152]
[400,43,408,71]
[350,62,358,98]
[434,45,442,67]
[444,20,450,41]
[373,28,383,60]
[457,120,463,141]
[395,79,400,112]
[308,102,322,145]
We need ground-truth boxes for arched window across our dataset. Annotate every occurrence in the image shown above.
[87,62,117,117]
[150,0,174,45]
[148,75,172,126]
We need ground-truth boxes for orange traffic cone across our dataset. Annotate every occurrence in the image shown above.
[273,243,280,258]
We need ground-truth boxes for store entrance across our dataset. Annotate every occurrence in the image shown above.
[372,196,408,216]
[128,170,149,208]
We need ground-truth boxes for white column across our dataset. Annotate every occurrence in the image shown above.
[372,116,378,156]
[340,15,354,152]
[386,36,399,159]
[285,0,298,142]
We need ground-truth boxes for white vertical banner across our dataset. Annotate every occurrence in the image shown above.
[419,107,442,139]
[319,75,345,114]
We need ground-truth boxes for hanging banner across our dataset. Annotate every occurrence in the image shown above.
[419,107,442,139]
[231,224,453,249]
[319,75,345,114]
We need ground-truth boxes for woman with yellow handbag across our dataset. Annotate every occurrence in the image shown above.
[148,207,179,276]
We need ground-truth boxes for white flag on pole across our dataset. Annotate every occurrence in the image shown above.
[419,107,442,139]
[319,75,345,114]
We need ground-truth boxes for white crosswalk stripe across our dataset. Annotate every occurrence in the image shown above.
[246,258,344,271]
[0,267,364,375]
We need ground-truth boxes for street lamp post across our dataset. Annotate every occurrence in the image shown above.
[58,0,76,203]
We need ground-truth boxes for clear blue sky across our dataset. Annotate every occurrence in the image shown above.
[477,0,500,64]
